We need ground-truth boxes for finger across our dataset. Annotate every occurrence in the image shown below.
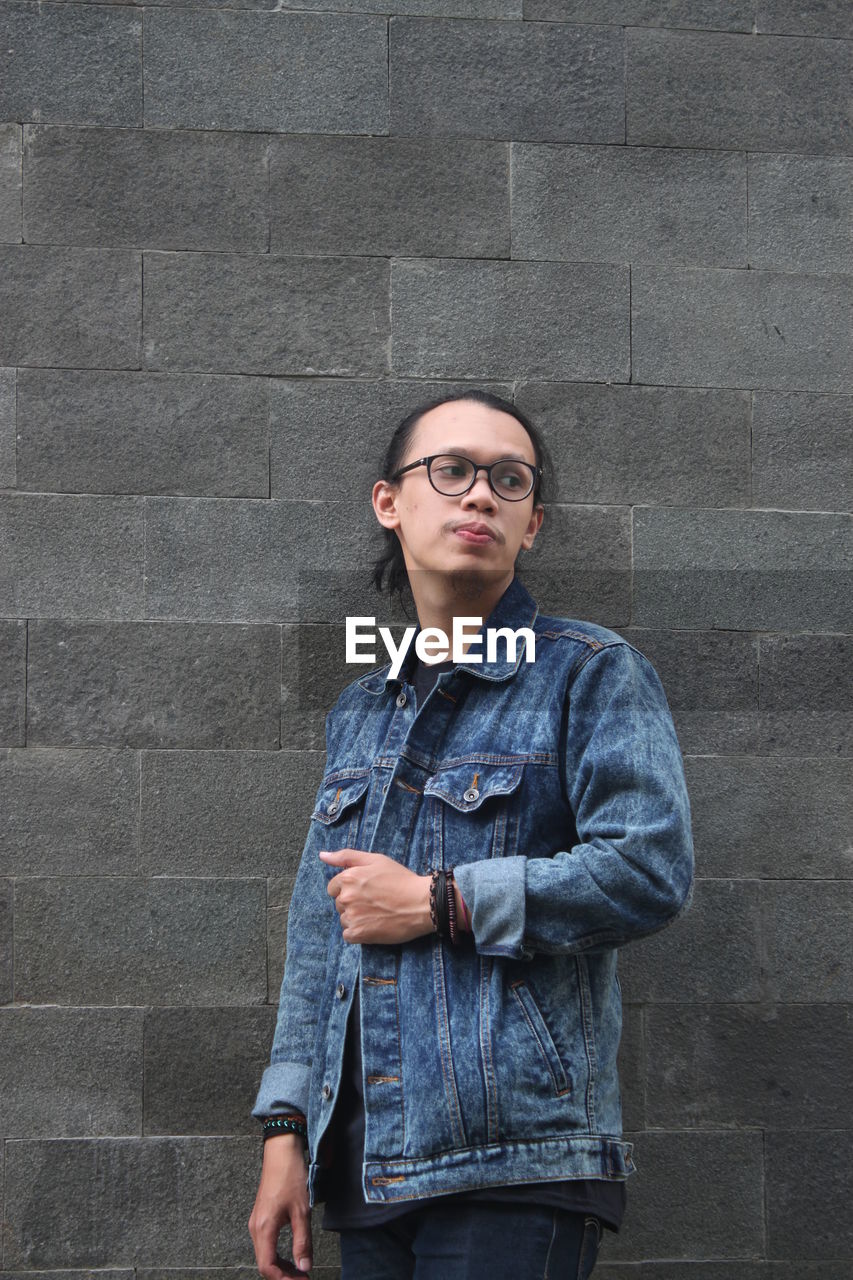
[291,1211,313,1275]
[253,1240,290,1280]
[319,848,373,866]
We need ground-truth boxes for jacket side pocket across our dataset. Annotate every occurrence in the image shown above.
[509,979,571,1097]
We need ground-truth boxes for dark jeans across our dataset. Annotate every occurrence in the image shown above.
[338,1202,602,1280]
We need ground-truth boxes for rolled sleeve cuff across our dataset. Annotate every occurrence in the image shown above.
[453,856,531,960]
[251,1061,312,1121]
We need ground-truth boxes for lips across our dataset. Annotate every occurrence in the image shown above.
[453,522,496,544]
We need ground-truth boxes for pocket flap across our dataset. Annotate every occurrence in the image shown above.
[312,771,371,825]
[423,762,524,813]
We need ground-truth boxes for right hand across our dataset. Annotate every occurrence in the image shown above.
[248,1134,313,1278]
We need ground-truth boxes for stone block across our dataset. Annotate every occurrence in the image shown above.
[684,755,852,880]
[627,27,853,153]
[755,0,853,38]
[140,749,325,876]
[748,153,853,276]
[0,1007,143,1137]
[597,1130,764,1262]
[521,503,631,626]
[0,366,14,488]
[1,747,139,875]
[633,509,852,632]
[762,880,852,1002]
[144,9,387,133]
[633,264,852,393]
[757,633,852,757]
[14,877,266,1005]
[0,878,10,1004]
[269,377,512,505]
[0,2,142,127]
[16,369,269,498]
[26,620,281,749]
[522,1,751,28]
[515,382,750,507]
[267,904,288,1004]
[144,497,340,623]
[596,1267,853,1279]
[392,258,629,380]
[766,1130,853,1260]
[618,880,762,1003]
[752,390,851,512]
[0,620,26,746]
[615,1001,643,1134]
[270,135,509,258]
[144,1006,276,1135]
[280,624,386,748]
[143,251,389,377]
[644,1004,852,1129]
[23,125,268,252]
[0,246,140,369]
[0,494,144,620]
[3,1137,260,1267]
[390,17,624,141]
[312,499,422,625]
[619,627,759,757]
[513,144,746,268]
[0,123,21,242]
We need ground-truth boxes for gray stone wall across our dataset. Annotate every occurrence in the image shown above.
[0,0,851,1274]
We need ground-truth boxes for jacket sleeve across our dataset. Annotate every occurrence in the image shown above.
[453,641,695,961]
[250,725,338,1120]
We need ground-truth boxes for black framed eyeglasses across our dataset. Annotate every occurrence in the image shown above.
[391,454,541,502]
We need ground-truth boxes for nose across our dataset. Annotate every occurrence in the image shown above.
[461,468,498,510]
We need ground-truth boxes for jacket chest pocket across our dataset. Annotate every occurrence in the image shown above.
[423,762,525,864]
[312,771,371,852]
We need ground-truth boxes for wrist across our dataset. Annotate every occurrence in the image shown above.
[422,874,436,935]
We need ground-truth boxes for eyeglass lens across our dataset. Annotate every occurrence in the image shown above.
[429,455,533,500]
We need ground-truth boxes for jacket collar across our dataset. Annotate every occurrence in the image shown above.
[357,575,539,695]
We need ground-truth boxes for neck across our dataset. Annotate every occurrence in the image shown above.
[407,568,514,663]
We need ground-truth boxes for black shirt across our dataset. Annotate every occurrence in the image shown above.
[319,655,627,1233]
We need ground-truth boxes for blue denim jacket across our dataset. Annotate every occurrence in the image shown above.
[252,575,694,1207]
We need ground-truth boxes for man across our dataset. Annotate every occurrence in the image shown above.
[249,390,694,1279]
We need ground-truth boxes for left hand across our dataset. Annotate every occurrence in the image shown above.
[319,848,433,945]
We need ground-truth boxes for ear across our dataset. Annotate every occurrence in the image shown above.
[372,479,402,531]
[520,503,544,551]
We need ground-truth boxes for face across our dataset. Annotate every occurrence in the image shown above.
[373,400,544,592]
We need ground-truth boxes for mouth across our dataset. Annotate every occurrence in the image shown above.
[452,524,497,545]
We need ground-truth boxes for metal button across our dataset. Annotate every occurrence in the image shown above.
[322,1083,333,1100]
[336,982,347,1000]
[463,787,480,802]
[396,692,407,708]
[327,802,338,816]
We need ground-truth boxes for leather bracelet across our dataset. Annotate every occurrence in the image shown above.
[429,868,442,935]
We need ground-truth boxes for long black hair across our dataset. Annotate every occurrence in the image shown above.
[371,389,554,605]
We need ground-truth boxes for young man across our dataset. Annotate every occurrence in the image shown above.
[248,390,694,1279]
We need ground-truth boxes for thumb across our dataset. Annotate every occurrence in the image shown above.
[319,848,374,866]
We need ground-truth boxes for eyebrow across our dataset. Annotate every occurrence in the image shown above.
[436,447,532,463]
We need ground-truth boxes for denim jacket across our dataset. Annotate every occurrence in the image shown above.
[252,575,694,1207]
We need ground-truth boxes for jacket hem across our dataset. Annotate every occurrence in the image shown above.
[309,1134,635,1208]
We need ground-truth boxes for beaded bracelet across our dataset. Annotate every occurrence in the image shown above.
[262,1113,307,1142]
[445,867,459,947]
